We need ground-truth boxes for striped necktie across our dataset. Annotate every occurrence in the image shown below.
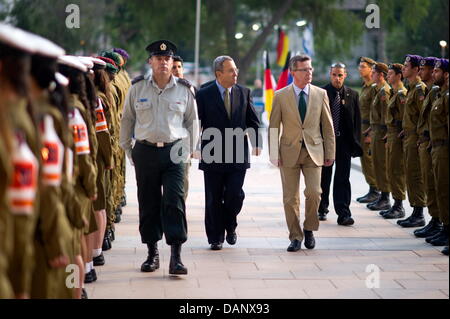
[331,91,341,134]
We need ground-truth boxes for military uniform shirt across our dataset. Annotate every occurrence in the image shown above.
[403,77,427,132]
[430,87,449,143]
[120,75,199,159]
[370,82,391,125]
[386,83,407,128]
[359,81,377,122]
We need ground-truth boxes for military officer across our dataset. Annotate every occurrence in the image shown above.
[381,63,407,219]
[415,57,443,239]
[397,55,427,228]
[427,59,449,254]
[356,57,380,203]
[366,62,392,211]
[120,40,199,275]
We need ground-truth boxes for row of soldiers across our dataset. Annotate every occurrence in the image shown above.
[356,55,449,256]
[0,23,131,299]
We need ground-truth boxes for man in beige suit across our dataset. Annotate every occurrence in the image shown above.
[269,55,335,251]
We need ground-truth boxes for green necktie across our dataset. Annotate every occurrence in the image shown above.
[299,90,307,122]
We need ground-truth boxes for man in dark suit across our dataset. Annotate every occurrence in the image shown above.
[195,56,262,250]
[318,63,363,225]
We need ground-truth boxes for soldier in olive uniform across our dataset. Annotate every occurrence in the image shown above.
[120,40,199,275]
[415,57,443,239]
[381,63,407,219]
[356,57,380,203]
[366,62,392,211]
[426,59,449,254]
[397,55,427,228]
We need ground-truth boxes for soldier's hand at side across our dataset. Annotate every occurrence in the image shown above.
[49,255,69,268]
[270,159,281,167]
[90,194,97,201]
[192,150,202,160]
[252,148,262,156]
[324,159,334,167]
[106,165,113,170]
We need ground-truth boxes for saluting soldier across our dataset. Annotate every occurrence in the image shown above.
[120,40,199,275]
[415,57,443,239]
[397,55,427,228]
[381,63,407,219]
[356,57,380,204]
[366,62,392,211]
[427,59,449,254]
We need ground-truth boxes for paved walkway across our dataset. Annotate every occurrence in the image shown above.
[86,145,449,299]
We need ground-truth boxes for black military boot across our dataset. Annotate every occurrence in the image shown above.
[102,232,112,251]
[114,207,122,223]
[357,187,380,204]
[429,225,449,247]
[141,243,160,272]
[169,244,188,275]
[120,195,127,207]
[367,192,391,211]
[383,199,405,219]
[442,246,449,256]
[414,218,443,238]
[397,207,425,228]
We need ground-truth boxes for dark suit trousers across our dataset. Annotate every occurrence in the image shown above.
[203,169,246,244]
[319,135,352,218]
[132,142,187,245]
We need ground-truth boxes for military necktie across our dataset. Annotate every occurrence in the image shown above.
[224,89,231,119]
[331,91,341,134]
[299,90,307,122]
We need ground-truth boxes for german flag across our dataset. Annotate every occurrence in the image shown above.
[276,51,293,90]
[276,28,289,67]
[264,51,277,119]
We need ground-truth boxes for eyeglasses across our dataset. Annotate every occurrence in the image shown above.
[331,63,346,69]
[293,67,314,73]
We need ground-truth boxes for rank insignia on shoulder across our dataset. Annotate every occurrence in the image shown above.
[132,75,145,85]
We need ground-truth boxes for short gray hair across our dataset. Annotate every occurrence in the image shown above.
[213,56,234,76]
[289,55,311,71]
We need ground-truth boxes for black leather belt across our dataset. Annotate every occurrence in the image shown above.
[137,139,181,148]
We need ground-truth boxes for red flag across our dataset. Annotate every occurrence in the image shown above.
[276,29,290,67]
[276,51,291,90]
[264,51,277,118]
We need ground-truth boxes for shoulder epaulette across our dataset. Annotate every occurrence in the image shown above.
[132,75,145,85]
[177,78,196,96]
[432,85,440,91]
[371,83,377,88]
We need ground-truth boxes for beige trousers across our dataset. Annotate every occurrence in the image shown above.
[280,146,321,242]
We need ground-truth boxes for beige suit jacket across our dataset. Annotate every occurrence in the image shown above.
[269,84,335,167]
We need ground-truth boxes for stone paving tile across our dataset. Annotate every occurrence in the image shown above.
[90,156,449,299]
[374,289,448,299]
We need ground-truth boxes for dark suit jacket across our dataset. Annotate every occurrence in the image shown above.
[196,82,262,171]
[322,84,363,158]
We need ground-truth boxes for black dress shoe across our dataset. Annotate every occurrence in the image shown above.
[338,216,355,226]
[169,244,188,275]
[93,253,105,266]
[102,236,111,251]
[414,218,443,238]
[226,231,237,245]
[84,271,94,284]
[109,228,115,242]
[81,288,88,299]
[210,243,223,250]
[287,239,301,252]
[357,187,380,203]
[304,231,315,249]
[318,212,327,221]
[442,246,449,256]
[141,243,160,272]
[120,195,127,207]
[91,269,97,282]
